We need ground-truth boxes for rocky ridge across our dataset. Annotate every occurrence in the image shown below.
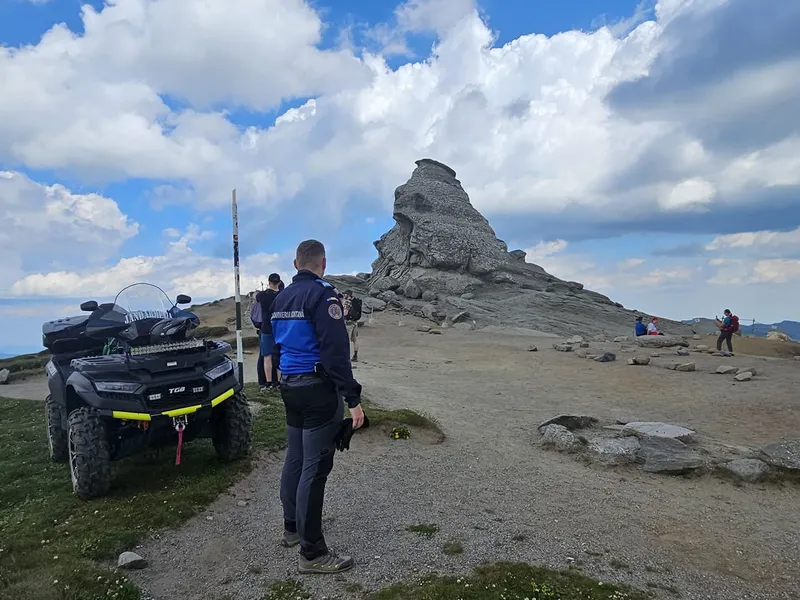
[330,158,695,338]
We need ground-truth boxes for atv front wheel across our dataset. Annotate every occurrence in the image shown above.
[212,392,253,461]
[46,395,68,462]
[68,407,112,500]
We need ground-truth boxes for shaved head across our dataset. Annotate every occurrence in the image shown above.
[294,239,326,276]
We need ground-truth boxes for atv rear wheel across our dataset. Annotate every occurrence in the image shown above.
[46,395,68,462]
[212,391,252,461]
[68,407,112,500]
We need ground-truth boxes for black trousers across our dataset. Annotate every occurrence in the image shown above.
[279,374,342,560]
[717,330,733,352]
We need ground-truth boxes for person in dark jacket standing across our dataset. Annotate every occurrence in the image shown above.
[256,273,282,390]
[270,240,363,574]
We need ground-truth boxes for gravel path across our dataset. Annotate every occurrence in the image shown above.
[109,318,800,599]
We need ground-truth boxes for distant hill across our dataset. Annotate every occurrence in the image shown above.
[683,318,799,340]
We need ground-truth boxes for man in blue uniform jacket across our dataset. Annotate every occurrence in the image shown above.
[270,239,364,574]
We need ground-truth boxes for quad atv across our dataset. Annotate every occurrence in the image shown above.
[42,282,252,500]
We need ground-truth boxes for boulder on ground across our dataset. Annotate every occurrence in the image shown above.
[363,297,387,312]
[736,366,758,376]
[677,348,690,356]
[0,368,10,385]
[594,352,616,363]
[540,424,585,453]
[527,345,538,352]
[663,363,680,370]
[637,437,704,474]
[553,344,573,352]
[693,344,709,351]
[118,551,148,570]
[460,292,475,300]
[566,335,584,344]
[588,437,641,465]
[627,357,651,366]
[724,458,770,483]
[676,362,696,372]
[759,439,800,471]
[734,372,753,382]
[614,336,629,343]
[650,353,661,358]
[635,335,689,348]
[538,415,598,431]
[421,290,437,302]
[716,366,738,375]
[622,422,695,442]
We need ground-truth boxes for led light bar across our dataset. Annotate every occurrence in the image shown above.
[205,360,233,380]
[129,339,205,356]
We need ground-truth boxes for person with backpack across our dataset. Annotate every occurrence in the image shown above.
[715,309,739,354]
[341,289,362,362]
[256,273,283,390]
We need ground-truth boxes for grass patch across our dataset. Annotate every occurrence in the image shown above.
[368,562,649,600]
[443,540,464,555]
[406,523,439,538]
[263,579,312,600]
[0,351,49,375]
[0,395,286,600]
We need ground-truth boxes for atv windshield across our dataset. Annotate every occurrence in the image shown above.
[85,283,181,341]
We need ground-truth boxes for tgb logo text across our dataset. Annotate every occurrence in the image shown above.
[169,386,186,394]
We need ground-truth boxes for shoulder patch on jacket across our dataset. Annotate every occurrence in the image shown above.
[328,303,343,319]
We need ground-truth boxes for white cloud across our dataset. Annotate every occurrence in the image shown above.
[706,226,800,252]
[659,177,715,211]
[524,239,568,260]
[10,225,290,301]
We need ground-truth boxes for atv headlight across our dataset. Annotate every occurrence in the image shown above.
[205,361,233,380]
[95,381,141,394]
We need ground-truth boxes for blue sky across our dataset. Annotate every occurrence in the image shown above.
[1,0,799,354]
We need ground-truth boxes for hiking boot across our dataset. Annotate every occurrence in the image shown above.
[298,551,354,574]
[351,352,358,362]
[259,385,268,393]
[281,531,300,548]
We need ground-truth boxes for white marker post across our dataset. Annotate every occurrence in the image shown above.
[231,189,244,385]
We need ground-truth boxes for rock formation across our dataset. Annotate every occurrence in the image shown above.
[332,158,695,338]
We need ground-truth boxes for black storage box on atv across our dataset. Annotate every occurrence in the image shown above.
[43,283,253,500]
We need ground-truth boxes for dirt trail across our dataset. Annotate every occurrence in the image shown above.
[125,316,800,600]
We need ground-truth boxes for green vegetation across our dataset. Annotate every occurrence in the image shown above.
[0,395,285,600]
[0,350,50,375]
[406,523,440,538]
[442,539,465,555]
[368,562,649,600]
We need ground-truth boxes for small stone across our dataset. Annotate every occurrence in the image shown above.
[594,352,616,363]
[237,500,248,507]
[736,366,758,376]
[734,372,752,381]
[540,425,585,453]
[724,459,770,483]
[693,344,709,351]
[118,552,148,570]
[613,336,629,343]
[693,334,701,340]
[637,437,704,474]
[421,290,437,302]
[553,344,573,352]
[579,342,590,348]
[713,351,733,357]
[451,311,470,324]
[0,368,10,384]
[622,422,696,442]
[676,362,696,372]
[676,348,690,356]
[760,439,800,471]
[460,293,475,300]
[663,363,679,370]
[566,335,584,344]
[627,357,650,366]
[538,415,598,431]
[416,325,432,333]
[527,345,538,352]
[716,366,738,374]
[650,353,661,358]
[619,346,635,353]
[585,354,598,360]
[428,329,442,335]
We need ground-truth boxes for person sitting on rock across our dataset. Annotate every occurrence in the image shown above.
[647,317,665,336]
[634,316,647,337]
